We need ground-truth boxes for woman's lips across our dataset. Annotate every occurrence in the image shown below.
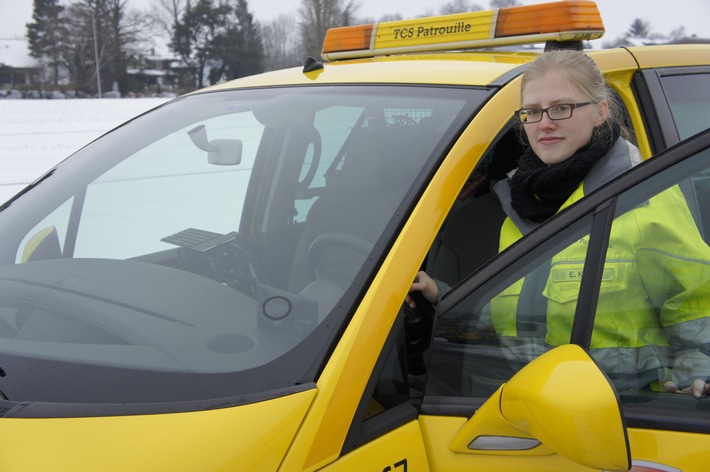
[539,136,562,145]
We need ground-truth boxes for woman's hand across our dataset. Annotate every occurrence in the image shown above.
[665,379,710,399]
[406,271,439,308]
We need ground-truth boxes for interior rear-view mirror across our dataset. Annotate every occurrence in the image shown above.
[188,125,242,165]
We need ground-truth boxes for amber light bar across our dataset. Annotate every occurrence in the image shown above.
[321,0,604,60]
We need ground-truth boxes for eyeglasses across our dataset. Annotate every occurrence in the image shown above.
[515,102,593,124]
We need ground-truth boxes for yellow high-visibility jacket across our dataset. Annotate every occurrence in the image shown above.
[492,138,710,389]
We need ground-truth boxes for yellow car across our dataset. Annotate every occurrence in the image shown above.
[1,1,710,470]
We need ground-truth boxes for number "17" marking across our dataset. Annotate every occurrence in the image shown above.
[383,458,407,472]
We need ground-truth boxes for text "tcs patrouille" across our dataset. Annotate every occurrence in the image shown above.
[392,22,473,40]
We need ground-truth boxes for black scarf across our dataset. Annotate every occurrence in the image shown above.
[509,123,620,223]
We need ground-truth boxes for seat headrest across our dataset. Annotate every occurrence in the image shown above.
[335,125,432,191]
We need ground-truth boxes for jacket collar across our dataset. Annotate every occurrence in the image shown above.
[493,138,641,236]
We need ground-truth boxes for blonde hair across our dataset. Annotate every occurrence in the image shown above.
[520,49,630,142]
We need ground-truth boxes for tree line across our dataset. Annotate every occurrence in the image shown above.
[27,0,266,95]
[25,0,686,97]
[25,0,525,96]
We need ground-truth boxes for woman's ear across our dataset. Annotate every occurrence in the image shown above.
[594,100,609,126]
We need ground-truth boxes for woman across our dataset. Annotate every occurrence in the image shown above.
[411,49,710,398]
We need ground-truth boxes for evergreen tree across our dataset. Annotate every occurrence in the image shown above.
[233,0,264,78]
[211,0,264,82]
[627,18,651,38]
[26,0,66,86]
[171,0,231,89]
[169,0,264,88]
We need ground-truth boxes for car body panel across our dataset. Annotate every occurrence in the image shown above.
[1,4,710,470]
[626,44,710,68]
[0,388,315,471]
[203,53,537,90]
[317,420,431,472]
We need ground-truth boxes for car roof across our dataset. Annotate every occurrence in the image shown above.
[624,44,710,68]
[197,43,710,95]
[202,51,538,91]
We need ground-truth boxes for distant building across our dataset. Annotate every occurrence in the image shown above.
[126,49,185,96]
[1,37,189,97]
[0,38,41,91]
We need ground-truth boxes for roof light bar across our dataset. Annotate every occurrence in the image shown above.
[321,0,604,60]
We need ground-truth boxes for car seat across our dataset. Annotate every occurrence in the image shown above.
[288,123,436,298]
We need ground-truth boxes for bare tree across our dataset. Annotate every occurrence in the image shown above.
[27,0,144,94]
[374,13,403,22]
[489,0,522,7]
[299,0,360,60]
[439,0,482,15]
[55,0,151,95]
[61,3,100,94]
[668,26,687,42]
[261,14,302,71]
[153,0,186,40]
[94,0,134,93]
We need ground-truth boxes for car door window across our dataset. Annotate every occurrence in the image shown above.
[426,212,595,398]
[592,145,710,419]
[426,132,710,401]
[426,132,710,435]
[637,68,710,152]
[661,72,710,140]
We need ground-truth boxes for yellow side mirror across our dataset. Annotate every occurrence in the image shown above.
[450,344,630,471]
[21,226,62,263]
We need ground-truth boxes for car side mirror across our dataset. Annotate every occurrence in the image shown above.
[21,226,62,263]
[450,344,631,471]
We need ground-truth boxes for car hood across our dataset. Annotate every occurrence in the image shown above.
[0,387,315,471]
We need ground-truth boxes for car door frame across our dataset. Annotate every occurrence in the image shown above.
[632,65,710,153]
[422,128,710,427]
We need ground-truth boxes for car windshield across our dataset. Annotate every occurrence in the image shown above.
[0,85,485,414]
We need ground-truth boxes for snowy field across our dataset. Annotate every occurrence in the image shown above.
[0,98,171,203]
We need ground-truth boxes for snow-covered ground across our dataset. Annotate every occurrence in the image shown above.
[0,98,171,203]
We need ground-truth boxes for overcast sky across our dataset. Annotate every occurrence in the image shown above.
[2,0,708,47]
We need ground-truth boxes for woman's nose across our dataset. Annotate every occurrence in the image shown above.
[538,111,556,128]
